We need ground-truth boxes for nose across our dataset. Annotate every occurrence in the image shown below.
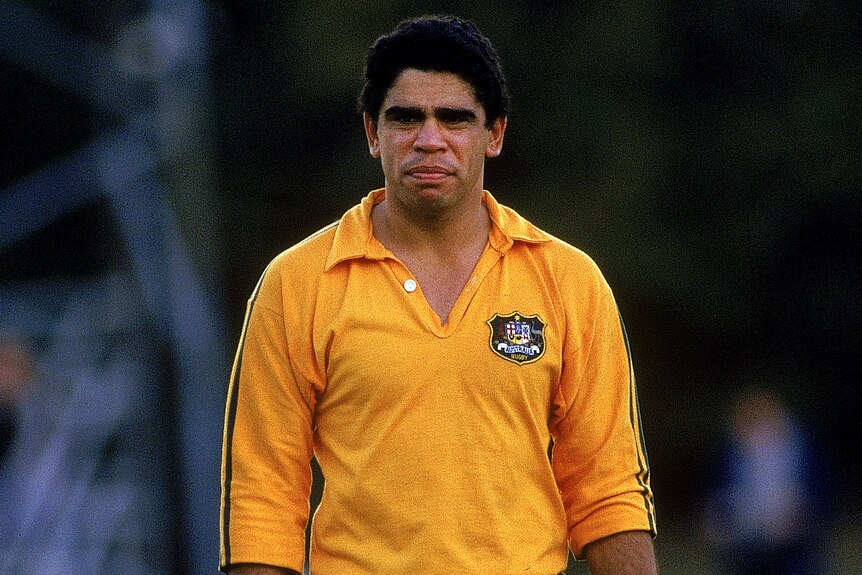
[413,119,446,152]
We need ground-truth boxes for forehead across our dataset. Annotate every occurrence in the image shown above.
[382,69,482,111]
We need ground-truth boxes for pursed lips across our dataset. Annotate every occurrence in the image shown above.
[404,165,454,181]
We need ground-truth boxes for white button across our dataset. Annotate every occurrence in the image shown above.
[403,279,417,293]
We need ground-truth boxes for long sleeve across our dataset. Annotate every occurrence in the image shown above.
[220,268,317,573]
[549,269,656,558]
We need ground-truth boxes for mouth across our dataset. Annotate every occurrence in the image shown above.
[405,165,454,183]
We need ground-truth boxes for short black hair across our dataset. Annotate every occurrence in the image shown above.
[359,15,510,128]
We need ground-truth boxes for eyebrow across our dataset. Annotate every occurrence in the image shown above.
[383,106,478,122]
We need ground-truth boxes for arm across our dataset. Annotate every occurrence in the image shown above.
[228,565,299,575]
[549,259,656,556]
[585,531,657,575]
[220,267,317,572]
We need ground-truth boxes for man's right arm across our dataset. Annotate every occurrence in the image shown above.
[227,564,300,575]
[220,270,317,571]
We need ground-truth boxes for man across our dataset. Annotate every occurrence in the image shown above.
[221,15,656,575]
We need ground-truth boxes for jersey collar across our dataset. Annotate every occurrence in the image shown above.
[324,188,550,272]
[483,190,551,253]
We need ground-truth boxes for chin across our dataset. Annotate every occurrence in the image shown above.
[402,187,459,217]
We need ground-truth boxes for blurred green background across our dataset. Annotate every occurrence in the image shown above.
[215,0,860,538]
[1,0,859,573]
[217,3,862,571]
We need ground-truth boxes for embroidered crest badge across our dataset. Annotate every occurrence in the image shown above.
[487,312,546,365]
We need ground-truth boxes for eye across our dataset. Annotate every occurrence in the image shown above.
[385,108,424,125]
[436,109,477,127]
[396,115,421,125]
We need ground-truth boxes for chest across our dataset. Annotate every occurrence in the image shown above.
[312,256,565,442]
[389,240,487,324]
[407,262,474,324]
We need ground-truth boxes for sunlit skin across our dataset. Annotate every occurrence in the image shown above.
[364,69,506,230]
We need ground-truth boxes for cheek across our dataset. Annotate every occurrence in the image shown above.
[380,134,411,157]
[378,141,406,175]
[468,139,491,166]
[458,133,490,156]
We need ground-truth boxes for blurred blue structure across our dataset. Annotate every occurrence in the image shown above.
[702,387,833,574]
[1,1,225,573]
[0,276,176,573]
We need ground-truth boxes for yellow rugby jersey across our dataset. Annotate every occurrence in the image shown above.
[220,189,655,574]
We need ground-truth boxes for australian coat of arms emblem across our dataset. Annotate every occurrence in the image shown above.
[487,312,546,364]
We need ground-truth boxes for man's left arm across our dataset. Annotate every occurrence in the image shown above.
[584,531,657,575]
[549,258,656,559]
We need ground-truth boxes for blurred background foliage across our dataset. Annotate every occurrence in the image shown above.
[1,0,860,572]
[214,0,860,522]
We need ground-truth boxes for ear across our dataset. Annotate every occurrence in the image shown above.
[485,116,507,158]
[363,112,381,158]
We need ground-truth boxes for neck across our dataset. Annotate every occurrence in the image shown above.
[373,193,490,260]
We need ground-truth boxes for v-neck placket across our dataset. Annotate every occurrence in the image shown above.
[383,242,503,338]
[325,189,551,338]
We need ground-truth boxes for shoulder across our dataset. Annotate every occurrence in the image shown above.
[523,226,610,293]
[272,221,339,273]
[491,196,606,287]
[253,221,340,311]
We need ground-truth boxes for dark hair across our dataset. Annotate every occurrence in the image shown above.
[359,15,510,128]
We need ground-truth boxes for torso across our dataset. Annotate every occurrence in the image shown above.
[306,217,569,574]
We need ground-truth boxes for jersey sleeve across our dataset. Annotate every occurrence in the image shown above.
[219,265,317,573]
[549,264,656,558]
